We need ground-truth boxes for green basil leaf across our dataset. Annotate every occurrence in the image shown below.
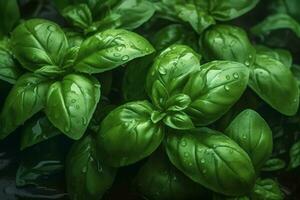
[251,179,284,200]
[0,73,53,139]
[163,111,194,130]
[0,0,20,35]
[225,109,273,171]
[20,116,61,150]
[261,158,286,172]
[66,134,116,200]
[192,0,259,21]
[165,128,256,196]
[11,19,68,71]
[249,54,299,116]
[185,61,250,126]
[34,65,66,77]
[112,0,156,30]
[146,45,201,110]
[174,4,215,34]
[74,29,155,74]
[255,45,292,68]
[213,194,250,200]
[65,30,84,48]
[251,13,300,38]
[62,4,93,30]
[201,25,256,67]
[288,140,300,169]
[0,46,22,84]
[45,74,100,140]
[96,101,164,167]
[152,24,199,52]
[136,150,209,200]
[166,93,191,112]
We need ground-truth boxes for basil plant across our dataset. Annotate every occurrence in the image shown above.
[96,44,274,197]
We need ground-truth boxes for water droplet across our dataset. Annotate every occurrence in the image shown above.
[113,52,121,57]
[201,159,205,164]
[71,99,76,103]
[159,67,167,75]
[245,61,250,66]
[151,71,155,76]
[226,75,231,80]
[121,55,129,61]
[82,166,87,173]
[82,117,87,125]
[242,135,247,140]
[224,85,230,91]
[184,152,189,157]
[233,73,239,79]
[94,84,100,88]
[188,162,193,166]
[181,139,187,147]
[248,55,253,59]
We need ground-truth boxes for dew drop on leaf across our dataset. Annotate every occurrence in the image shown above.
[121,55,129,61]
[224,85,230,91]
[233,72,239,79]
[181,139,187,147]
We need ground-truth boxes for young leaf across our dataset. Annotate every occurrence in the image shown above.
[201,24,256,67]
[225,109,273,171]
[0,0,20,35]
[261,158,286,172]
[288,140,300,169]
[165,128,256,196]
[249,54,299,116]
[163,111,194,130]
[11,19,68,71]
[74,29,155,74]
[146,45,201,110]
[185,61,250,126]
[96,101,165,167]
[135,150,209,200]
[45,74,100,140]
[66,135,116,200]
[0,73,53,139]
[20,116,61,150]
[251,179,284,200]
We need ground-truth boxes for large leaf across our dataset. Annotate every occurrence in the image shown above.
[251,179,284,200]
[11,19,68,71]
[96,101,165,167]
[74,29,155,74]
[0,73,52,139]
[0,0,20,35]
[66,134,116,200]
[165,128,256,196]
[135,150,209,200]
[185,61,250,125]
[225,109,273,171]
[45,74,100,140]
[249,54,299,116]
[201,24,256,66]
[62,4,93,30]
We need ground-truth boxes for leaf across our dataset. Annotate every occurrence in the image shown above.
[45,74,100,140]
[20,115,61,150]
[261,158,286,172]
[146,44,201,110]
[74,29,155,74]
[163,111,194,130]
[185,61,250,126]
[135,150,208,200]
[0,73,53,139]
[62,3,93,30]
[288,140,300,169]
[96,101,165,167]
[251,179,284,200]
[255,45,292,68]
[34,65,66,77]
[192,0,259,21]
[165,128,256,196]
[0,46,22,84]
[11,19,68,71]
[249,54,299,116]
[0,0,20,35]
[200,24,256,66]
[151,24,199,52]
[251,13,300,38]
[112,0,156,30]
[66,135,116,200]
[174,4,215,34]
[225,109,273,171]
[213,194,250,200]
